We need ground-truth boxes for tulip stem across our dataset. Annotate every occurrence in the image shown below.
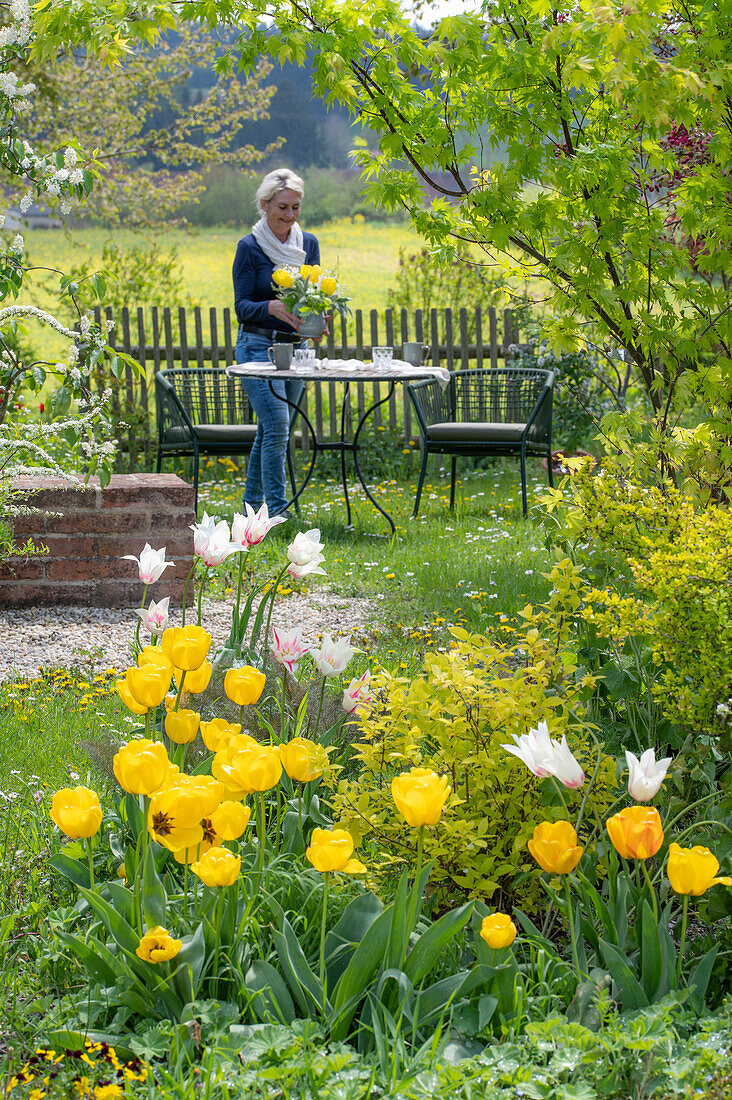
[134,583,148,655]
[263,565,289,652]
[320,871,330,1013]
[574,738,603,839]
[564,876,581,984]
[86,838,95,890]
[234,553,246,644]
[314,677,326,741]
[212,888,225,998]
[196,567,209,626]
[181,562,196,628]
[550,777,570,819]
[282,668,288,730]
[173,670,186,713]
[404,826,424,966]
[256,792,266,880]
[641,861,659,923]
[676,895,689,986]
[298,786,303,832]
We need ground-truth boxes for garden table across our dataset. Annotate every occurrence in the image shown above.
[226,360,449,534]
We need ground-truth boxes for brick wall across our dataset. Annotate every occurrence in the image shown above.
[1,474,195,608]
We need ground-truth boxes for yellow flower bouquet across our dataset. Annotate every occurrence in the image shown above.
[271,264,351,324]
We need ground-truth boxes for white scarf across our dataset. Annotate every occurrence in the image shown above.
[251,216,305,267]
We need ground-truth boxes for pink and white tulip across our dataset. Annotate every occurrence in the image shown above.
[311,633,354,677]
[232,503,286,548]
[342,670,373,713]
[133,596,170,636]
[287,529,324,568]
[270,626,310,673]
[502,721,585,788]
[122,543,174,585]
[288,555,326,579]
[625,748,672,801]
[190,515,243,567]
[501,720,555,778]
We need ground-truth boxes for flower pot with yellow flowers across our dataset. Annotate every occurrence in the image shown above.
[271,264,350,338]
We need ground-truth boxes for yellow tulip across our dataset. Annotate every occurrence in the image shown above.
[115,675,148,715]
[224,666,266,707]
[272,268,294,288]
[480,913,517,949]
[113,738,170,796]
[280,737,326,783]
[138,646,173,675]
[211,737,260,798]
[221,744,282,794]
[606,806,664,861]
[320,276,337,296]
[305,827,366,874]
[148,784,205,852]
[164,708,200,745]
[300,264,313,278]
[191,846,241,887]
[176,661,212,694]
[135,926,182,963]
[49,786,102,839]
[161,625,211,672]
[391,767,451,827]
[200,718,242,752]
[125,665,171,709]
[210,800,251,840]
[667,842,732,896]
[310,265,322,278]
[528,820,584,874]
[173,773,223,816]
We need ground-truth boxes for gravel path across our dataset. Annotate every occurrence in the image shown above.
[3,589,377,680]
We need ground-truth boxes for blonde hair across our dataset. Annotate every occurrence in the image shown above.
[256,168,305,213]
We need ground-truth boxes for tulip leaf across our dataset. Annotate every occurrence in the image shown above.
[325,892,383,988]
[688,945,719,1013]
[330,907,395,1038]
[245,960,296,1024]
[123,793,145,840]
[597,938,649,1010]
[405,902,473,986]
[44,1030,136,1062]
[385,869,410,971]
[56,931,118,984]
[142,844,167,928]
[49,852,91,890]
[104,881,136,926]
[170,923,206,1005]
[273,917,324,1015]
[511,908,555,953]
[79,886,139,954]
[415,969,471,1028]
[639,898,664,1001]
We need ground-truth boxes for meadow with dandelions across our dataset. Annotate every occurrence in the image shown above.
[2,460,732,1100]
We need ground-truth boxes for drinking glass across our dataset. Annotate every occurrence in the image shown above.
[372,346,393,371]
[292,347,316,373]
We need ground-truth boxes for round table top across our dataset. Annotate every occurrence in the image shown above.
[226,360,445,383]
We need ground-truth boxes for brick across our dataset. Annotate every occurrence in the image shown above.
[45,558,120,583]
[12,476,98,511]
[40,536,98,560]
[0,558,46,581]
[146,511,196,534]
[97,535,165,560]
[101,483,194,509]
[0,581,89,607]
[9,515,46,538]
[46,512,149,536]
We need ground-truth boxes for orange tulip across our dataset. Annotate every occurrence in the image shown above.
[606,806,664,860]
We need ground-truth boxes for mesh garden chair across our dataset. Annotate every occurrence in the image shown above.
[155,367,299,512]
[407,366,555,517]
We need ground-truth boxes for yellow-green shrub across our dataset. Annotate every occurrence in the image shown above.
[331,561,616,910]
[543,456,732,739]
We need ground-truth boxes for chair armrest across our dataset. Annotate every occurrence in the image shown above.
[155,371,196,444]
[523,370,555,442]
[407,377,454,432]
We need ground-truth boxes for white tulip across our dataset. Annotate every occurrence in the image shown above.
[311,634,354,677]
[626,748,672,801]
[121,543,174,585]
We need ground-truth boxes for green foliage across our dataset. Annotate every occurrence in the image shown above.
[57,241,190,319]
[543,456,732,743]
[332,560,616,909]
[386,247,510,342]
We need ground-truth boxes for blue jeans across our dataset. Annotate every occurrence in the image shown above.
[236,332,305,514]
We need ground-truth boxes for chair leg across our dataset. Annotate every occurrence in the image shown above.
[193,454,200,516]
[413,444,429,517]
[520,446,528,517]
[156,451,162,473]
[286,446,300,516]
[449,456,457,510]
[547,450,554,488]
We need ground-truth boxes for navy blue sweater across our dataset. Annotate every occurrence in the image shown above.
[232,231,320,334]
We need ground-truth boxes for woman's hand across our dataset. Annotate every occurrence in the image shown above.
[268,298,300,329]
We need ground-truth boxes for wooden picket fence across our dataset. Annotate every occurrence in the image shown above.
[92,305,526,471]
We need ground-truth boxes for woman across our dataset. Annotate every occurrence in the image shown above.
[233,168,320,518]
